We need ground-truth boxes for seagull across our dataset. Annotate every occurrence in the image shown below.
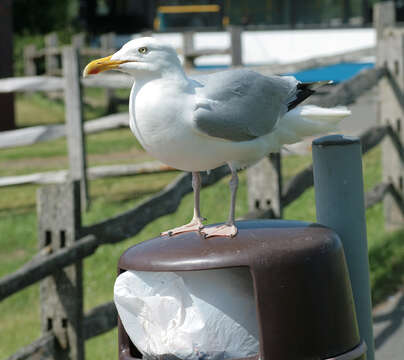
[83,37,350,238]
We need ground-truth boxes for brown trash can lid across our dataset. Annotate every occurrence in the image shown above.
[118,220,364,360]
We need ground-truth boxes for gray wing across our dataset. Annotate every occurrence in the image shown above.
[191,69,298,142]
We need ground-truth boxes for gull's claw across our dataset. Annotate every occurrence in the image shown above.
[201,224,238,239]
[161,217,205,237]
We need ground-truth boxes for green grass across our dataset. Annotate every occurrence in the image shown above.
[369,228,404,302]
[0,93,148,176]
[15,90,124,128]
[16,93,66,127]
[0,94,403,359]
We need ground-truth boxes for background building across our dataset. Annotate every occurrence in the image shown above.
[77,0,400,33]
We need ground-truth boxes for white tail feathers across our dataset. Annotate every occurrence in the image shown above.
[269,105,351,147]
[298,105,351,123]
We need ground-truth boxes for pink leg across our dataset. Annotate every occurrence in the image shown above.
[161,172,206,236]
[201,164,238,238]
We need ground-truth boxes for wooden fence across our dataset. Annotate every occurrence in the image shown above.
[248,1,403,230]
[0,121,401,360]
[20,28,372,112]
[0,41,378,199]
[24,31,121,112]
[1,6,404,358]
[374,1,404,230]
[23,28,243,76]
[1,103,402,358]
[23,32,113,76]
[0,45,374,149]
[1,105,402,360]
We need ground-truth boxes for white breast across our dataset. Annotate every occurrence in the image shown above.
[128,79,270,172]
[129,80,197,164]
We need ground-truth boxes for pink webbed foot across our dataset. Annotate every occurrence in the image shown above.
[201,223,238,239]
[161,217,206,237]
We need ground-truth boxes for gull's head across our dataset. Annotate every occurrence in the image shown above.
[83,37,183,78]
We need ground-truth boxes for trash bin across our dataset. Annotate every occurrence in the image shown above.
[116,219,366,360]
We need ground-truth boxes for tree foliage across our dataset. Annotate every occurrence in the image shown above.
[13,0,75,34]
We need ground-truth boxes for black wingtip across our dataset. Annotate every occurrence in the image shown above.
[287,80,332,111]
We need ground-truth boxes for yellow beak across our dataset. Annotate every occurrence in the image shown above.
[83,55,130,77]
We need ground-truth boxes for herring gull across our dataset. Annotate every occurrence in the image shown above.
[83,37,350,238]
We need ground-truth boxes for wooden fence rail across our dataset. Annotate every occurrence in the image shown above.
[0,235,97,301]
[6,300,119,360]
[0,65,381,152]
[373,1,404,230]
[6,302,118,360]
[23,30,375,77]
[181,27,242,68]
[247,2,403,224]
[1,175,398,302]
[4,180,402,360]
[281,125,388,207]
[0,65,399,301]
[0,123,399,304]
[7,332,56,360]
[0,113,129,149]
[23,29,244,77]
[23,32,115,76]
[0,48,383,218]
[0,161,175,188]
[3,46,375,93]
[2,101,403,360]
[310,67,387,108]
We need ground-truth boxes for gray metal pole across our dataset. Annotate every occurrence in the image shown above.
[312,135,374,360]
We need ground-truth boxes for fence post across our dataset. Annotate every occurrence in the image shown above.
[100,32,116,113]
[100,32,116,53]
[247,153,282,218]
[373,1,395,50]
[375,2,404,230]
[45,32,59,75]
[72,33,86,73]
[72,33,86,49]
[183,31,195,68]
[229,26,242,67]
[37,181,84,360]
[63,46,89,210]
[24,44,37,76]
[312,135,374,360]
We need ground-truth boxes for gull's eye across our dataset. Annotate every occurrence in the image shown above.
[138,47,148,54]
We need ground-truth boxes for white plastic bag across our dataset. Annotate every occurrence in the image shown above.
[114,267,259,360]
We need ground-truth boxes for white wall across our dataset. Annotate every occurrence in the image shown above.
[131,28,375,67]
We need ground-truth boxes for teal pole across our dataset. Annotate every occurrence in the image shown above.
[312,135,374,360]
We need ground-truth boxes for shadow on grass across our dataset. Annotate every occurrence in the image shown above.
[91,187,165,205]
[373,292,404,350]
[0,204,36,216]
[369,229,404,305]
